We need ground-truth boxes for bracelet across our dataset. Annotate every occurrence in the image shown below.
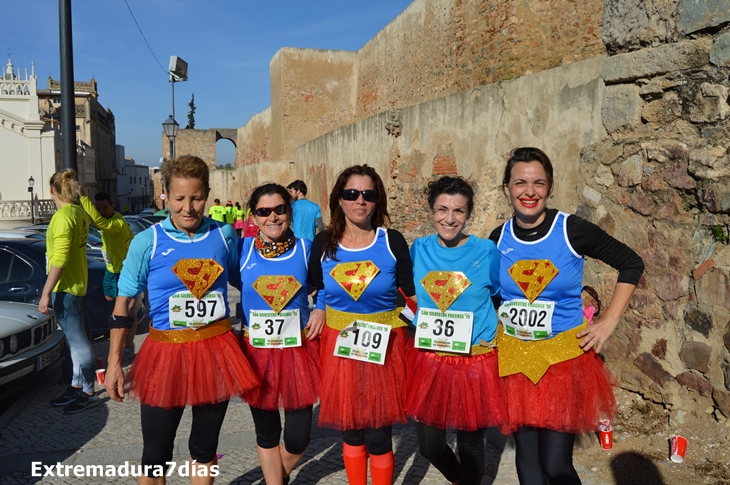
[108,315,135,329]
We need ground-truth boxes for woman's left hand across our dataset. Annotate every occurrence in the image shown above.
[576,314,619,353]
[577,282,637,353]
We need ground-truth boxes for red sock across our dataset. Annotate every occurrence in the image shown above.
[369,450,394,485]
[343,443,367,485]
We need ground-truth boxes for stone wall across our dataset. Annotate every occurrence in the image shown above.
[171,129,218,168]
[291,57,607,240]
[237,108,272,166]
[356,0,605,119]
[224,0,606,175]
[270,48,357,162]
[576,1,730,420]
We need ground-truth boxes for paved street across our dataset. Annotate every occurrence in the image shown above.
[0,290,604,484]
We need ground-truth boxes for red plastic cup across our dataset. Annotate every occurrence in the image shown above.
[670,435,687,462]
[600,430,613,450]
[95,369,105,385]
[598,419,613,450]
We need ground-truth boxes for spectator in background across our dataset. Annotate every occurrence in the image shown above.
[287,180,323,241]
[79,191,137,359]
[225,200,235,225]
[209,198,225,222]
[41,169,97,414]
[234,201,245,237]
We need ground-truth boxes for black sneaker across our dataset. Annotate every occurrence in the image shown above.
[50,386,80,407]
[63,392,99,414]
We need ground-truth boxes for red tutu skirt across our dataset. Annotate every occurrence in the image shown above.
[406,348,510,434]
[241,336,321,411]
[318,325,408,430]
[128,330,260,408]
[503,350,618,433]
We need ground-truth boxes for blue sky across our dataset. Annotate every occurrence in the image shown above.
[1,0,412,166]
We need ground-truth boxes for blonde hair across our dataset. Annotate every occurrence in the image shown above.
[160,155,210,194]
[49,169,80,203]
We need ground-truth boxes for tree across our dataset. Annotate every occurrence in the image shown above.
[185,93,196,129]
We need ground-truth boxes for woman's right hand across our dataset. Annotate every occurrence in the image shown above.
[305,309,326,340]
[104,361,126,402]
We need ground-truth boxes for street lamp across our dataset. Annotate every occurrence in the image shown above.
[162,115,178,211]
[27,176,35,224]
[162,115,179,159]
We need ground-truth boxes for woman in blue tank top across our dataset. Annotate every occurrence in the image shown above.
[492,147,644,485]
[406,176,509,485]
[104,156,259,483]
[238,183,320,485]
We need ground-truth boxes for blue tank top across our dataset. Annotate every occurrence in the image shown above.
[320,227,398,314]
[497,212,584,335]
[148,223,231,330]
[239,237,311,329]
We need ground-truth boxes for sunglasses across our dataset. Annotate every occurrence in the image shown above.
[253,204,289,217]
[340,189,379,203]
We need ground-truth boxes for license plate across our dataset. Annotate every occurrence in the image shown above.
[36,342,62,371]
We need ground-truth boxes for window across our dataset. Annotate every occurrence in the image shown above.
[0,249,11,283]
[130,177,132,184]
[8,254,32,282]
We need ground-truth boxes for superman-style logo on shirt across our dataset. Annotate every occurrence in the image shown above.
[252,275,302,314]
[330,261,380,301]
[421,271,471,313]
[172,259,224,300]
[508,260,558,303]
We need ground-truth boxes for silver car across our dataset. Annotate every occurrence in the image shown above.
[0,301,64,386]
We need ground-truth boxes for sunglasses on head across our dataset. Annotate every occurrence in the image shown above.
[253,204,289,217]
[340,189,379,203]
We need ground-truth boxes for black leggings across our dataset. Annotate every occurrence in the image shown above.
[342,426,392,456]
[513,427,581,485]
[140,401,229,474]
[416,423,486,485]
[249,405,313,455]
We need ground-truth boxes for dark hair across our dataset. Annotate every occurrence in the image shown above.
[248,183,292,213]
[93,192,113,205]
[425,176,475,216]
[287,180,307,195]
[502,147,554,195]
[49,168,80,203]
[214,198,220,204]
[161,155,210,194]
[323,165,390,260]
[235,202,241,209]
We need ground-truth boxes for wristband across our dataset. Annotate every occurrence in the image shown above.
[108,315,135,329]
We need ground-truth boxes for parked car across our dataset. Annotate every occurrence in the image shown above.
[122,215,153,235]
[0,239,148,338]
[139,208,156,216]
[0,300,65,386]
[137,214,166,225]
[13,225,104,262]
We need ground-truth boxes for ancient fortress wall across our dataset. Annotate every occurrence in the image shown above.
[355,0,605,119]
[206,0,730,418]
[291,57,607,240]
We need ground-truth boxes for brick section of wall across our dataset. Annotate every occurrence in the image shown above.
[432,154,457,175]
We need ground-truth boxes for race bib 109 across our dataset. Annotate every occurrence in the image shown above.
[334,320,391,365]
